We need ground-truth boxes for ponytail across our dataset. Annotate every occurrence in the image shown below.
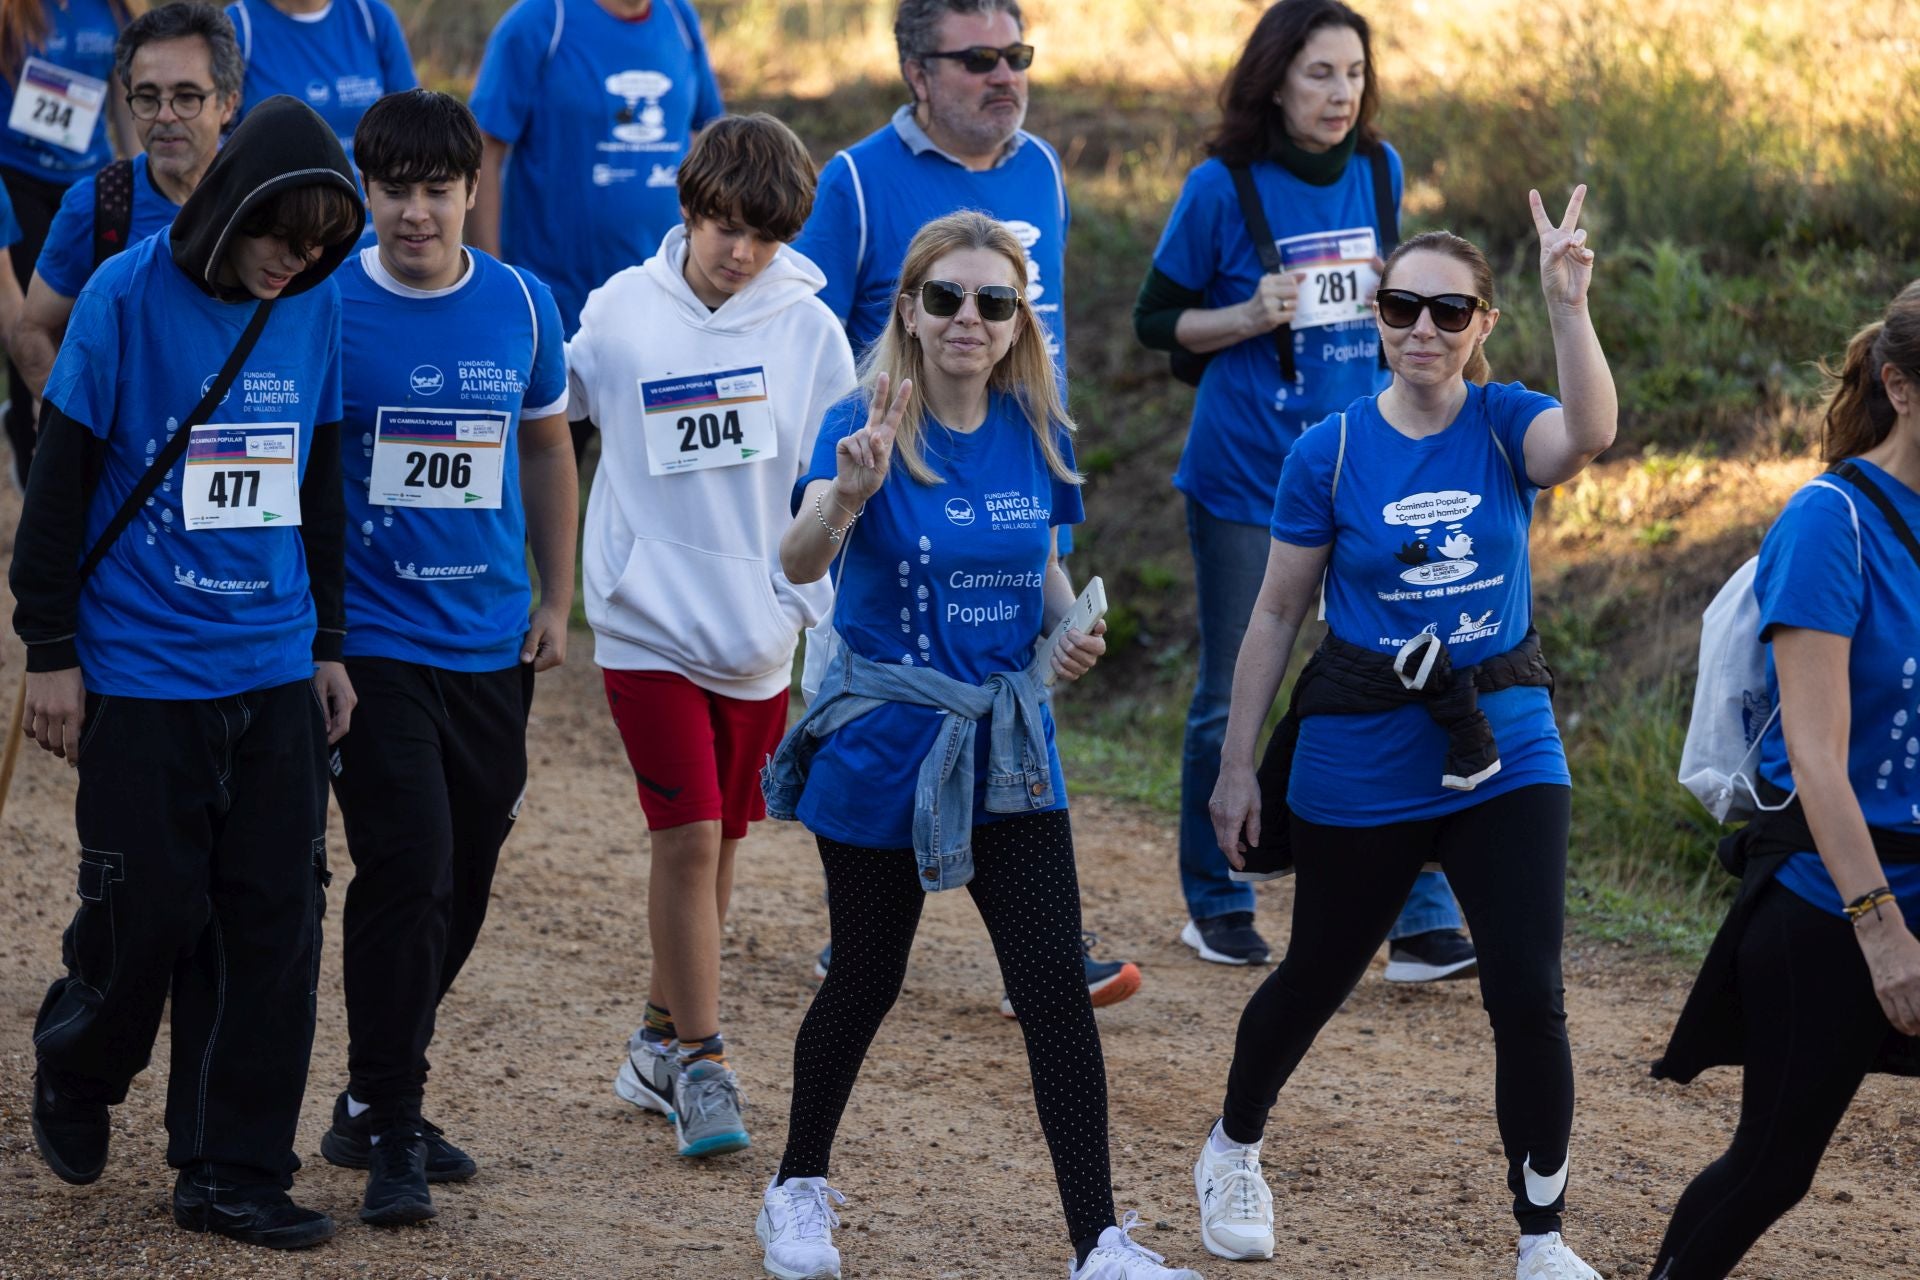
[1465,345,1491,386]
[1820,281,1920,463]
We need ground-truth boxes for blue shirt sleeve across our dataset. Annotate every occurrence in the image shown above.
[1755,482,1865,642]
[469,1,549,146]
[34,178,93,298]
[796,394,862,512]
[521,269,569,412]
[673,0,723,128]
[373,1,419,92]
[1268,414,1340,546]
[1482,380,1560,498]
[44,283,122,438]
[1051,428,1084,528]
[792,154,861,324]
[1150,164,1225,293]
[317,287,343,425]
[0,178,20,249]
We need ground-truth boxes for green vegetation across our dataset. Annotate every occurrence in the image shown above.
[396,1,1918,948]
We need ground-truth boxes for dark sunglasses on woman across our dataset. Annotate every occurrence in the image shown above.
[1375,289,1491,333]
[919,43,1035,74]
[916,279,1023,323]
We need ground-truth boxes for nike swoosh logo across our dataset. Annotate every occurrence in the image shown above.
[1523,1154,1569,1206]
[633,769,683,801]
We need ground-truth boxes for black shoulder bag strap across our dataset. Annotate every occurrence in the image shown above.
[91,158,136,270]
[1832,459,1920,573]
[1227,164,1294,384]
[1360,138,1398,370]
[77,298,276,582]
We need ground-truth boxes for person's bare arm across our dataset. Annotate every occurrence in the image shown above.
[10,275,77,400]
[471,135,510,257]
[518,411,579,670]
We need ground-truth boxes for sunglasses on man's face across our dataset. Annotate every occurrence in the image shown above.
[920,43,1035,74]
[1375,289,1491,333]
[915,279,1022,322]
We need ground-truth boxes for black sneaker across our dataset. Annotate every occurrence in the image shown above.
[1384,928,1478,983]
[29,1071,110,1185]
[172,1170,335,1250]
[1179,912,1272,966]
[319,1091,476,1182]
[360,1129,437,1226]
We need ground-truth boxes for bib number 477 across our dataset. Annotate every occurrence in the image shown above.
[205,468,261,509]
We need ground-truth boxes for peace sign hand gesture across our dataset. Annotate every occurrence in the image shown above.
[1530,184,1595,312]
[834,371,913,507]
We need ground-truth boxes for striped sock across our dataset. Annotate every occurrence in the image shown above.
[641,1002,675,1048]
[675,1034,727,1069]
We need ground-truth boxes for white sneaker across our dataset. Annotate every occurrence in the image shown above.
[1517,1233,1603,1280]
[1193,1126,1274,1260]
[612,1033,677,1117]
[1070,1211,1207,1279]
[756,1176,845,1280]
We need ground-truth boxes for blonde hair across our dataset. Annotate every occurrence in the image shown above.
[1818,280,1920,464]
[863,210,1080,487]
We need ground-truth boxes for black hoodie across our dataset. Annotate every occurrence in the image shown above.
[12,95,364,673]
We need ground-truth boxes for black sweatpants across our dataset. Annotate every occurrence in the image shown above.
[778,809,1117,1248]
[1,165,66,479]
[32,681,330,1188]
[1222,783,1575,1234]
[1649,882,1901,1280]
[329,657,534,1125]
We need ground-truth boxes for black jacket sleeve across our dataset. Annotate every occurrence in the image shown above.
[299,420,346,663]
[10,405,106,672]
[1132,265,1206,353]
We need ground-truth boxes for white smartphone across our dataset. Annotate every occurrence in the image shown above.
[1029,576,1108,687]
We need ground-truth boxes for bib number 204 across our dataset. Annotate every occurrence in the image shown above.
[205,468,261,509]
[403,450,473,489]
[1317,269,1360,306]
[679,410,744,453]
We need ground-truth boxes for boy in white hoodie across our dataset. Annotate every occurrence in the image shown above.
[568,113,856,1158]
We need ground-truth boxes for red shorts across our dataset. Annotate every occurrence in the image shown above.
[603,669,789,839]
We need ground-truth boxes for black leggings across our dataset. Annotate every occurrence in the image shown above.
[1222,783,1575,1234]
[1650,882,1898,1279]
[777,809,1116,1247]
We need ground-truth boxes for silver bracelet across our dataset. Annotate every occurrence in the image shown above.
[815,490,863,544]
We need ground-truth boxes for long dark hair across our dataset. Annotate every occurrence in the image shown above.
[1380,231,1496,386]
[1207,0,1379,167]
[1819,281,1920,463]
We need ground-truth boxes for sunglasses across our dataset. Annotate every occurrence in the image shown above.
[920,43,1035,74]
[1375,289,1491,333]
[915,279,1023,322]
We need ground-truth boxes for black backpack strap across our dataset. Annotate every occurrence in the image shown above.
[78,299,276,583]
[1227,164,1295,384]
[1359,138,1398,370]
[91,158,136,271]
[1831,460,1920,574]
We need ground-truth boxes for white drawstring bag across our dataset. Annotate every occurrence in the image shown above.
[798,531,852,707]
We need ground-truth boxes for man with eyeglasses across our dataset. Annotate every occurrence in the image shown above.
[10,2,241,402]
[791,0,1141,1018]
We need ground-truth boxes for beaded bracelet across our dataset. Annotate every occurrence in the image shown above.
[815,490,863,544]
[1844,886,1897,924]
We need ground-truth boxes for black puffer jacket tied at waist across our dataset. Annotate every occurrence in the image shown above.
[1232,629,1553,881]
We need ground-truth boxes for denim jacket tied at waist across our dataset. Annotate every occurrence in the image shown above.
[761,645,1057,892]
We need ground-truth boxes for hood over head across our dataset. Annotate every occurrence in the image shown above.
[171,95,365,301]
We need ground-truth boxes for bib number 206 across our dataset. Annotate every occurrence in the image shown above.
[678,410,744,453]
[402,450,473,489]
[205,468,261,509]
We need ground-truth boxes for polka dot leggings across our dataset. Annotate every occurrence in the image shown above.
[776,809,1117,1248]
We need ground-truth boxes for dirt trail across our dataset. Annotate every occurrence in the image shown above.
[2,593,1917,1278]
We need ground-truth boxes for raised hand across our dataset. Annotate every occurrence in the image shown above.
[834,371,912,508]
[1530,184,1595,311]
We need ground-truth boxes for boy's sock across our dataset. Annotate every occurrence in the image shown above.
[640,1002,676,1050]
[675,1033,727,1069]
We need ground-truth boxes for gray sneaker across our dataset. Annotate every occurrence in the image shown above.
[672,1059,750,1157]
[613,1034,677,1117]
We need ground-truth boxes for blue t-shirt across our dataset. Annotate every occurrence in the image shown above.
[338,246,568,671]
[470,0,722,335]
[1755,464,1920,926]
[0,0,120,183]
[0,179,20,247]
[35,152,180,297]
[1154,149,1404,527]
[791,391,1085,848]
[227,0,417,165]
[45,236,343,699]
[792,111,1070,367]
[1270,382,1568,824]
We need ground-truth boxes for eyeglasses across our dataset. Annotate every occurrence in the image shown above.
[919,43,1035,74]
[126,88,214,120]
[1375,289,1491,333]
[914,279,1022,322]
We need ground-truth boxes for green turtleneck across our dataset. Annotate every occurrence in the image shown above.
[1272,124,1359,187]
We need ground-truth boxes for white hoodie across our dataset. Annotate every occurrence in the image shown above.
[568,227,857,701]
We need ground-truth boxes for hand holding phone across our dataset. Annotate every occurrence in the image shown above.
[1029,576,1109,687]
